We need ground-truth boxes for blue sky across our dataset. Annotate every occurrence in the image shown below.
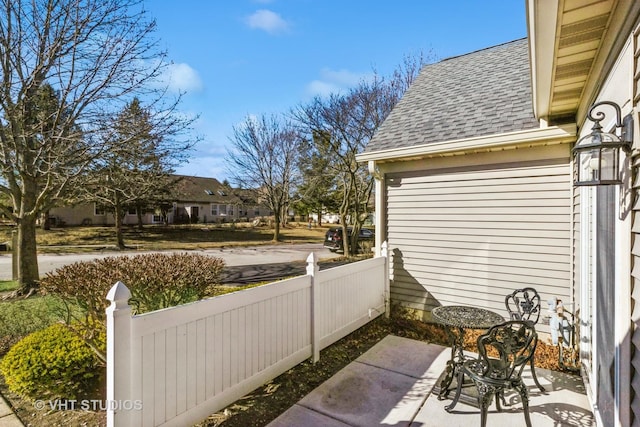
[142,1,527,181]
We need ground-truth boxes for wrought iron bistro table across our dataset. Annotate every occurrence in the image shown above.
[432,305,505,412]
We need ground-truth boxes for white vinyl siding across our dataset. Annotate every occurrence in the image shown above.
[631,162,640,426]
[576,186,594,375]
[386,159,572,324]
[631,26,640,427]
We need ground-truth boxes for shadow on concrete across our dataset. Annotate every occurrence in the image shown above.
[268,336,593,427]
[221,259,356,285]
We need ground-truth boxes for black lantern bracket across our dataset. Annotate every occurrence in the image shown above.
[572,101,633,186]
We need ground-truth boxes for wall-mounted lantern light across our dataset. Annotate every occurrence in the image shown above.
[572,101,633,186]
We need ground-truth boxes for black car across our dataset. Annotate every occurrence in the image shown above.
[323,227,374,253]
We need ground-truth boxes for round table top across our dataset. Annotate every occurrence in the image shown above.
[432,305,505,329]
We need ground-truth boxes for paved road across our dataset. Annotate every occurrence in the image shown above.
[0,243,341,281]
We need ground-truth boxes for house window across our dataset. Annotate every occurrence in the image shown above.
[219,205,227,216]
[128,207,136,215]
[94,204,105,216]
[229,206,234,216]
[211,205,218,216]
[152,214,162,223]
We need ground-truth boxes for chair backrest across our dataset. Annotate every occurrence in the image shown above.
[477,320,538,381]
[505,287,541,324]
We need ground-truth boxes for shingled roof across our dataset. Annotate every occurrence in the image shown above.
[363,38,539,153]
[171,175,244,204]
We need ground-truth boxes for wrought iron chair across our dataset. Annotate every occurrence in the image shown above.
[460,320,537,427]
[504,287,545,392]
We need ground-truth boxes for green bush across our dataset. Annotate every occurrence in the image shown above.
[40,252,225,361]
[0,324,103,401]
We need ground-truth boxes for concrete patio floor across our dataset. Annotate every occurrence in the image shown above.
[268,335,594,427]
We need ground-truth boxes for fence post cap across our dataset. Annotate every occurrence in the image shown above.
[106,281,131,306]
[381,240,388,256]
[306,252,318,275]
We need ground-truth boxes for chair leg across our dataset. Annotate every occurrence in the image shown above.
[495,390,503,412]
[515,381,532,427]
[480,407,488,427]
[530,356,546,392]
[478,388,493,427]
[445,368,465,412]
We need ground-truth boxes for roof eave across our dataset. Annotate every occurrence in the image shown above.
[356,124,576,164]
[526,0,559,121]
[576,0,640,122]
[527,0,639,124]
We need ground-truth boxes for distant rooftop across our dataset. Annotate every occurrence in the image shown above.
[364,38,539,153]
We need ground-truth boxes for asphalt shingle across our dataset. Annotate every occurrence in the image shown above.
[364,38,539,153]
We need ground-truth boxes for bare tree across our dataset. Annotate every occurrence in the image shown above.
[293,52,430,255]
[226,114,300,241]
[293,83,384,255]
[0,0,168,292]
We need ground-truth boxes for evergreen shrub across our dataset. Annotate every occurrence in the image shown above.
[0,323,102,400]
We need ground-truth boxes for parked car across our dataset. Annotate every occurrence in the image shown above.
[323,227,374,253]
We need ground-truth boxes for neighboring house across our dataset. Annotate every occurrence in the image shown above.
[170,175,270,224]
[358,1,640,426]
[48,175,271,226]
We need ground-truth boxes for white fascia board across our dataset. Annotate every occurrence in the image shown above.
[526,0,559,120]
[357,123,576,163]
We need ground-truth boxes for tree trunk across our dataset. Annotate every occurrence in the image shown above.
[340,221,350,256]
[136,205,144,230]
[273,208,281,241]
[317,209,322,227]
[42,210,51,230]
[351,222,362,255]
[115,209,125,249]
[114,194,125,249]
[17,214,40,291]
[162,208,169,225]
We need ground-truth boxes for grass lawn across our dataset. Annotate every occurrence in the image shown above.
[0,281,18,293]
[0,222,331,253]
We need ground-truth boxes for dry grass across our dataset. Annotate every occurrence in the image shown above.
[0,223,329,253]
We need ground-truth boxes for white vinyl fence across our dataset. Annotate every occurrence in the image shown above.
[106,243,389,427]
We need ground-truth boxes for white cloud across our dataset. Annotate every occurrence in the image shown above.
[162,63,204,94]
[306,68,371,98]
[245,9,290,34]
[306,80,340,98]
